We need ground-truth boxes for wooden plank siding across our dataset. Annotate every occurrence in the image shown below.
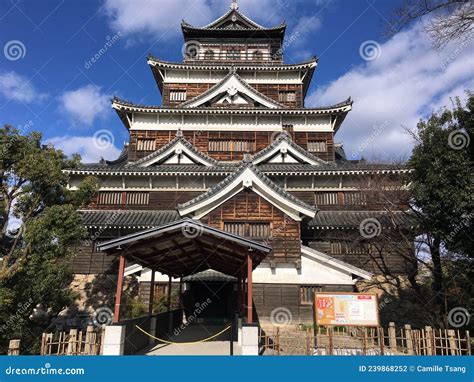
[253,283,354,323]
[200,190,301,262]
[161,83,304,108]
[128,130,334,162]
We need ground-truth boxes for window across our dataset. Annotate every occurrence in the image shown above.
[344,192,367,205]
[208,139,256,152]
[224,222,270,238]
[307,140,327,152]
[98,192,122,205]
[315,192,338,205]
[136,139,156,151]
[169,90,187,102]
[252,50,262,60]
[300,285,323,304]
[204,50,214,60]
[330,242,343,254]
[278,91,296,102]
[126,192,149,205]
[227,48,240,60]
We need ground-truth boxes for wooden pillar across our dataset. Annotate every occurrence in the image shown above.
[113,255,125,323]
[237,277,242,315]
[179,277,183,308]
[148,268,155,315]
[247,254,253,324]
[167,275,172,312]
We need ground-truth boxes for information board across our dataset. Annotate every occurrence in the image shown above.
[314,293,379,326]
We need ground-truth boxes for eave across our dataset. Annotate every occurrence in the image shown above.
[111,96,352,130]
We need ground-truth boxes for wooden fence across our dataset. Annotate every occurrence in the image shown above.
[259,323,472,356]
[40,326,104,355]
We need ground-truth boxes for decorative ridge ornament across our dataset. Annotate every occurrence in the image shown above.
[230,0,239,10]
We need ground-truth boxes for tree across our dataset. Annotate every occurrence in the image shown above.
[0,125,98,354]
[392,0,474,49]
[408,93,473,323]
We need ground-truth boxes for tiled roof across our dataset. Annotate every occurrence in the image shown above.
[179,69,287,109]
[177,162,317,214]
[127,134,219,167]
[251,131,331,165]
[308,211,417,229]
[183,269,237,282]
[80,210,180,228]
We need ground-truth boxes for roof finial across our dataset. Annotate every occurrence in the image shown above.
[176,129,183,138]
[230,0,238,10]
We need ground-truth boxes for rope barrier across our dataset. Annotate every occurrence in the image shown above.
[135,324,232,345]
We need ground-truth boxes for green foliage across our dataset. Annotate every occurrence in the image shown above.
[0,125,99,354]
[409,94,474,257]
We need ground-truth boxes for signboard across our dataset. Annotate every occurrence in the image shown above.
[314,293,379,327]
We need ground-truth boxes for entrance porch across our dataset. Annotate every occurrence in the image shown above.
[97,219,271,355]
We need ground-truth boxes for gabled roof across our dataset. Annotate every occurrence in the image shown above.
[251,131,332,166]
[80,209,180,229]
[180,69,287,109]
[181,1,286,37]
[128,132,218,167]
[177,161,317,221]
[301,245,372,280]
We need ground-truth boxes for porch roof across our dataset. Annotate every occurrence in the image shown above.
[97,218,271,278]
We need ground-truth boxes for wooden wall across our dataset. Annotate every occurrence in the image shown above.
[200,190,301,262]
[129,130,334,162]
[162,83,304,108]
[253,283,354,323]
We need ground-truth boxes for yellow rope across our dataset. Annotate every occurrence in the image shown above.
[135,324,231,345]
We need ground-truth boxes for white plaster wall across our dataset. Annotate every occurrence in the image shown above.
[137,252,354,286]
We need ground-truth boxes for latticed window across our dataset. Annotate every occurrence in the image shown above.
[224,222,270,238]
[252,50,262,60]
[126,192,149,205]
[344,192,367,205]
[226,48,240,60]
[98,192,122,205]
[307,140,327,152]
[315,192,338,205]
[204,50,214,60]
[136,139,156,151]
[330,242,343,254]
[300,285,323,305]
[278,91,296,102]
[169,90,187,101]
[208,139,256,152]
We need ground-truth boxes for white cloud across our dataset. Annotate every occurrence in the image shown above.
[47,135,121,163]
[0,71,46,103]
[58,85,110,127]
[102,0,280,40]
[308,23,474,160]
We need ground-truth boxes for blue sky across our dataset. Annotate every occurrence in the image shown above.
[0,0,472,162]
